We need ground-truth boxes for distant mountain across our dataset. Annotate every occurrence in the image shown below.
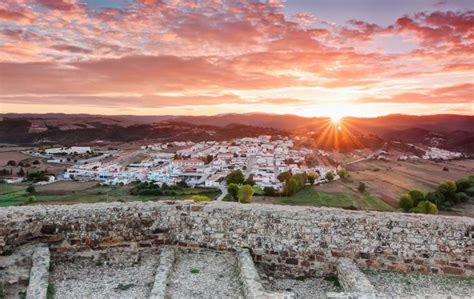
[1,113,473,153]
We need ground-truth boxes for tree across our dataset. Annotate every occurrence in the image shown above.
[305,156,318,167]
[263,186,276,196]
[283,178,299,196]
[414,200,438,215]
[408,190,424,206]
[455,178,470,193]
[226,170,244,185]
[227,183,239,201]
[26,185,35,194]
[26,195,37,204]
[243,175,255,186]
[357,182,366,193]
[7,160,16,166]
[206,155,214,164]
[337,168,348,179]
[307,173,318,185]
[325,171,334,181]
[17,168,25,177]
[277,171,292,182]
[438,181,457,201]
[177,180,188,188]
[399,194,413,212]
[455,192,469,203]
[425,191,444,206]
[238,184,254,203]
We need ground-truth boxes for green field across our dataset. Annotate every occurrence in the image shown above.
[272,187,394,211]
[0,182,219,207]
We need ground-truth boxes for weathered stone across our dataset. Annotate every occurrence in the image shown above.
[149,247,175,299]
[0,201,473,278]
[26,245,50,299]
[336,258,376,294]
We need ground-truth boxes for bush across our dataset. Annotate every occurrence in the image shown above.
[307,173,318,185]
[438,181,457,202]
[325,171,334,181]
[466,186,474,197]
[192,195,211,202]
[263,186,276,196]
[243,175,255,186]
[357,182,366,193]
[455,178,471,193]
[26,196,37,204]
[277,171,292,182]
[425,191,444,205]
[337,168,348,179]
[408,190,424,206]
[32,160,41,165]
[414,200,439,215]
[26,185,35,194]
[177,180,188,188]
[455,192,469,203]
[399,194,413,212]
[227,183,239,201]
[283,177,299,196]
[6,160,16,166]
[238,184,254,203]
[226,170,244,185]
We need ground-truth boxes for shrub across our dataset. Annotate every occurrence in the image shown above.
[307,173,318,185]
[466,186,474,197]
[6,160,16,166]
[283,177,299,196]
[177,180,188,188]
[26,196,37,204]
[192,195,211,202]
[263,186,276,196]
[357,182,366,193]
[238,184,254,203]
[399,194,413,212]
[325,171,334,181]
[226,170,244,185]
[337,168,348,179]
[408,190,424,206]
[425,191,444,206]
[227,183,239,201]
[455,178,471,193]
[243,175,255,186]
[455,192,469,203]
[32,160,41,165]
[438,181,457,202]
[414,200,439,215]
[277,171,292,182]
[26,185,35,194]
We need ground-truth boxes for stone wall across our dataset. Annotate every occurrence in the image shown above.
[0,201,472,277]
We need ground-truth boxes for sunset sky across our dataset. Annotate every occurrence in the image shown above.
[0,0,472,117]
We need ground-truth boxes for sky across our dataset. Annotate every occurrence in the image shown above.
[0,0,472,117]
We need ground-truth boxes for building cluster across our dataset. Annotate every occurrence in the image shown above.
[63,136,336,190]
[421,147,463,160]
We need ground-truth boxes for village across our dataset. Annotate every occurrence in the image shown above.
[59,136,337,192]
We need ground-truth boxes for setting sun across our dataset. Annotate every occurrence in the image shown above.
[331,115,343,124]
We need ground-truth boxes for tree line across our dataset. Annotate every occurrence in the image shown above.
[399,176,474,215]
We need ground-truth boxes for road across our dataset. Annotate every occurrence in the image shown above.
[216,183,227,201]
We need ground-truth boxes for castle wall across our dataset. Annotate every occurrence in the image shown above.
[1,201,472,277]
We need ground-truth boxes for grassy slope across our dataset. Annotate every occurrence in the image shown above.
[273,187,393,211]
[0,183,219,207]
